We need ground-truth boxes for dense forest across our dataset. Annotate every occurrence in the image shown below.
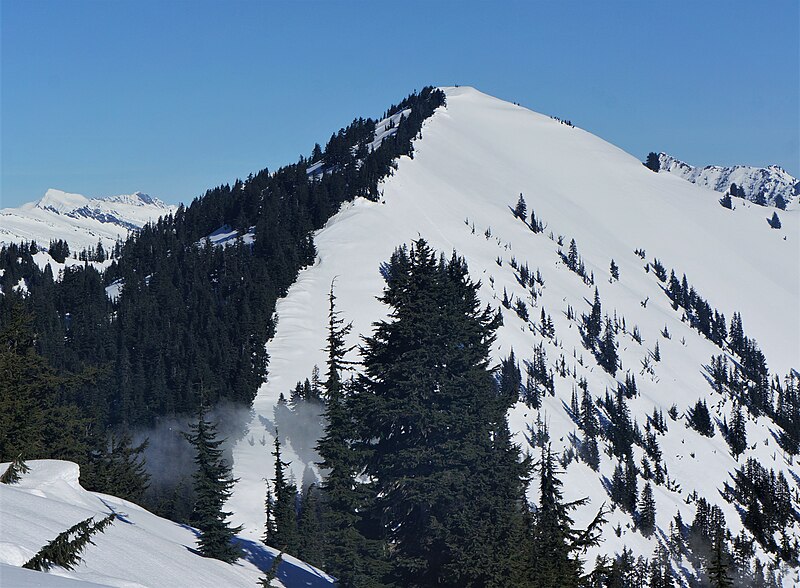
[0,87,446,506]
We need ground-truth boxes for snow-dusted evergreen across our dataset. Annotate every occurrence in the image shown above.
[655,152,799,209]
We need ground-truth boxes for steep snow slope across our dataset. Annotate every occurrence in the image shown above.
[0,189,174,252]
[657,152,799,209]
[0,460,334,588]
[229,87,798,578]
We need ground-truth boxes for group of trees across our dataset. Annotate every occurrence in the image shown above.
[249,241,605,587]
[0,87,445,513]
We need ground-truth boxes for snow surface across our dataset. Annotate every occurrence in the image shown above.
[0,460,335,587]
[658,153,799,210]
[0,189,175,253]
[229,86,799,581]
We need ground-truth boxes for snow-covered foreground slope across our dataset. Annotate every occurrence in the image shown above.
[0,189,174,252]
[657,152,799,209]
[230,87,799,578]
[0,460,334,587]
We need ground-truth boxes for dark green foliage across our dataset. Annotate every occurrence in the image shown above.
[183,403,241,563]
[724,458,796,561]
[0,89,446,510]
[719,193,733,209]
[610,259,619,281]
[268,434,299,555]
[529,445,605,588]
[687,399,714,437]
[296,484,323,568]
[0,453,30,484]
[353,240,530,587]
[47,239,70,264]
[597,317,618,376]
[638,482,656,536]
[82,433,150,502]
[23,513,115,571]
[644,152,660,172]
[767,211,781,229]
[707,533,734,588]
[514,193,527,219]
[725,403,747,459]
[584,288,603,342]
[258,551,283,588]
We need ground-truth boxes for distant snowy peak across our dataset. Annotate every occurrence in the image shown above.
[1,188,175,252]
[656,153,799,209]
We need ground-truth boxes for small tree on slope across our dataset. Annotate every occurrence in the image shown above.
[0,454,30,484]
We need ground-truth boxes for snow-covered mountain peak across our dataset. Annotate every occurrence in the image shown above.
[656,152,799,209]
[1,188,176,254]
[34,189,91,214]
[229,85,798,582]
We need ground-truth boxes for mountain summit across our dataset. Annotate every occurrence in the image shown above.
[1,189,173,252]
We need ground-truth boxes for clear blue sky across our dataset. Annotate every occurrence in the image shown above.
[2,0,798,208]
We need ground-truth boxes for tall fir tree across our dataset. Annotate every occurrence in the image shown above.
[269,434,299,555]
[353,240,530,587]
[529,445,605,588]
[183,402,241,563]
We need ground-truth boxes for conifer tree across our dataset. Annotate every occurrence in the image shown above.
[270,434,299,555]
[529,445,605,587]
[707,532,734,588]
[23,513,115,572]
[0,454,30,484]
[514,193,527,220]
[727,403,747,459]
[610,259,619,281]
[585,288,602,342]
[638,482,656,536]
[183,402,241,563]
[598,317,618,376]
[354,240,530,587]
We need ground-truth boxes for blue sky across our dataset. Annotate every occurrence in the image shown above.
[2,0,798,208]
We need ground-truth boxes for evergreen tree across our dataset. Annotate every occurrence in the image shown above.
[598,317,618,376]
[638,482,656,537]
[258,552,284,588]
[315,285,381,587]
[514,193,527,220]
[644,152,660,172]
[767,211,781,229]
[707,532,734,588]
[296,484,323,568]
[353,240,530,587]
[529,445,605,588]
[688,399,714,437]
[270,434,299,555]
[183,402,241,563]
[586,288,602,342]
[610,259,619,281]
[719,193,733,209]
[0,454,30,484]
[23,514,115,571]
[727,403,747,459]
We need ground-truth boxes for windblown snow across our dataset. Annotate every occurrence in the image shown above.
[229,87,799,582]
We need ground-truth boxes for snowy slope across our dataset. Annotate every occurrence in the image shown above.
[657,152,799,209]
[229,87,799,580]
[0,189,174,252]
[0,460,334,588]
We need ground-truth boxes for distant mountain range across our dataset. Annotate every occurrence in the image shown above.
[655,152,799,209]
[0,189,174,253]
